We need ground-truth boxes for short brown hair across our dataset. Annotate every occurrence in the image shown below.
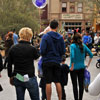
[19,27,33,41]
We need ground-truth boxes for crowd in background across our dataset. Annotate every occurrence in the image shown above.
[0,20,100,100]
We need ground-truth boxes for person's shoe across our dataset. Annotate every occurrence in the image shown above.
[3,67,7,69]
[42,98,46,100]
[62,98,66,100]
[0,85,3,92]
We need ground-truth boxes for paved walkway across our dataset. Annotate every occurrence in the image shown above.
[0,56,100,100]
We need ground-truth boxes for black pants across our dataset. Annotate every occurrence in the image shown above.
[4,57,8,68]
[41,87,46,100]
[61,85,66,100]
[70,69,85,100]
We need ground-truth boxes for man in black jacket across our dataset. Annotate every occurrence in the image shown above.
[7,27,40,100]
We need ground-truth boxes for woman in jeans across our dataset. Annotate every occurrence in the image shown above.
[70,33,93,100]
[7,27,40,100]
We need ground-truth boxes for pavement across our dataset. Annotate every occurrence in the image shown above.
[0,56,100,100]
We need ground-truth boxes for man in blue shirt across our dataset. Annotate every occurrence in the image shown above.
[82,31,92,50]
[40,20,66,100]
[13,29,18,45]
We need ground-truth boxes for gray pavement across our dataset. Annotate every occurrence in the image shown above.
[0,56,100,100]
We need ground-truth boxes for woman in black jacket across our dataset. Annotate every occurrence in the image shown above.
[0,53,3,91]
[0,53,3,73]
[4,32,13,69]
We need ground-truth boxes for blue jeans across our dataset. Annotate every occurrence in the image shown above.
[13,76,40,100]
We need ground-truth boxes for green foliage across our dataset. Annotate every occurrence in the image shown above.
[80,0,100,14]
[0,0,40,35]
[0,40,5,50]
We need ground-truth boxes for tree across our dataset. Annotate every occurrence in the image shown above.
[79,0,100,20]
[79,0,100,31]
[0,0,40,35]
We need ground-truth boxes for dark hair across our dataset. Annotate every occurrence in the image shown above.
[86,30,89,34]
[50,19,58,29]
[62,55,66,62]
[72,33,83,53]
[7,32,13,39]
[13,29,16,32]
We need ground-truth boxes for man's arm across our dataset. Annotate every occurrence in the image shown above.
[40,35,47,56]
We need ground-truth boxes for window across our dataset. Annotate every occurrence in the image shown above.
[65,22,82,26]
[85,22,91,26]
[78,3,83,13]
[62,2,67,12]
[70,2,75,13]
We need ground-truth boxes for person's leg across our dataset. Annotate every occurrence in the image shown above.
[53,63,62,100]
[61,85,66,100]
[26,77,40,100]
[3,57,8,69]
[13,77,26,100]
[15,86,26,100]
[41,87,46,100]
[78,69,85,100]
[70,71,78,100]
[42,62,54,100]
[46,83,52,100]
[55,83,62,100]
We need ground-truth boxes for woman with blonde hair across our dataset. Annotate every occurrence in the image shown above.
[7,27,40,100]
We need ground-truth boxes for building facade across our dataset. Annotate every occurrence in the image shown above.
[48,0,93,32]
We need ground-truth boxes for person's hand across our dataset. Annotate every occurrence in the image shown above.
[38,71,43,78]
[86,65,89,68]
[70,66,74,71]
[86,43,88,45]
[9,77,14,86]
[38,71,40,76]
[70,63,74,71]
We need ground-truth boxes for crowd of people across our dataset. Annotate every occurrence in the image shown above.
[0,19,100,100]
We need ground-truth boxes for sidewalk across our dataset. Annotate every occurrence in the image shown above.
[0,56,100,100]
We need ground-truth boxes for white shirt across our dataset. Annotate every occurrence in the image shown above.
[94,36,100,44]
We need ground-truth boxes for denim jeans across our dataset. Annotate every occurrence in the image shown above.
[13,76,40,100]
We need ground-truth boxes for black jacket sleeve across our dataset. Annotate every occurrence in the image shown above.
[33,47,40,60]
[7,49,13,77]
[0,54,3,72]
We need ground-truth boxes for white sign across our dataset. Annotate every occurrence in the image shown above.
[62,14,83,20]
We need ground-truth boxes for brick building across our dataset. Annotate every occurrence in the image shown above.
[47,0,94,32]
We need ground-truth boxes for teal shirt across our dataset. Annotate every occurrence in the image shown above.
[70,43,93,70]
